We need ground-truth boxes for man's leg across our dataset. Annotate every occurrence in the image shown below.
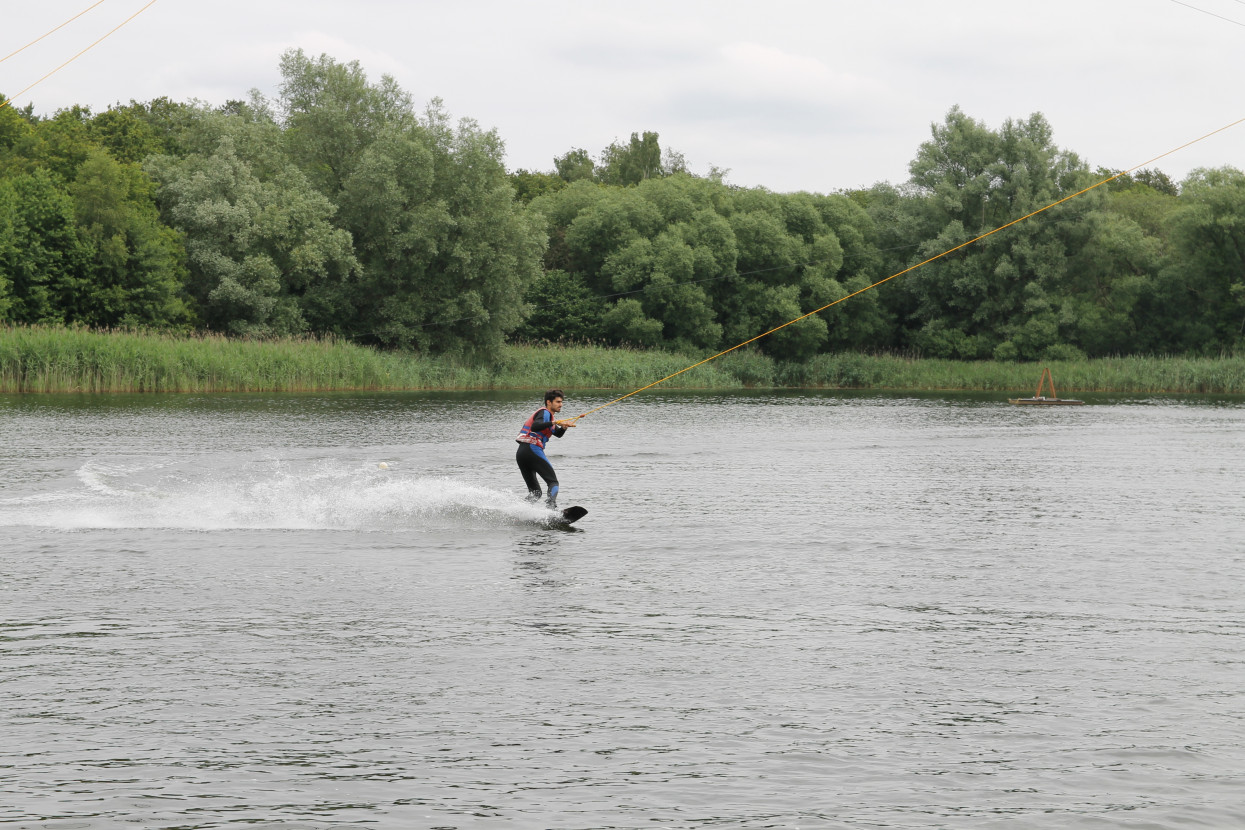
[529,446,559,509]
[516,444,543,501]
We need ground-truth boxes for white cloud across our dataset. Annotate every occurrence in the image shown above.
[717,42,879,102]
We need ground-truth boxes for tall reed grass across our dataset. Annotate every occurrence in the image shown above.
[775,352,1245,394]
[0,326,737,393]
[3,325,1243,394]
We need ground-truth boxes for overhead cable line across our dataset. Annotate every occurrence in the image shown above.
[0,0,109,64]
[1166,0,1245,27]
[565,113,1245,423]
[0,0,160,113]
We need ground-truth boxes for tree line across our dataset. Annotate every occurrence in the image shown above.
[2,52,1243,360]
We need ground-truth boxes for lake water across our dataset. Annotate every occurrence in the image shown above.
[2,390,1244,829]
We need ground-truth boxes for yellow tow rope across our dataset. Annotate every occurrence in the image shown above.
[0,0,161,113]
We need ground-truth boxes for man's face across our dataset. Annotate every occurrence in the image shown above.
[548,397,564,414]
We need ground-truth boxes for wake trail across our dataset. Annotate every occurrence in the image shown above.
[0,457,552,531]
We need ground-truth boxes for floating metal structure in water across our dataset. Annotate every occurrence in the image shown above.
[1009,367,1084,406]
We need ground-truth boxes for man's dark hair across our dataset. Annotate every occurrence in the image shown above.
[545,389,564,403]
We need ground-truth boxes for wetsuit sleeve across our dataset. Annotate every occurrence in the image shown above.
[532,410,567,438]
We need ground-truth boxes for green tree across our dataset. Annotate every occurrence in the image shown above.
[553,148,595,182]
[527,173,886,358]
[272,53,544,354]
[0,102,35,176]
[895,106,1099,359]
[1152,167,1245,351]
[598,227,721,350]
[1106,181,1180,240]
[1098,166,1179,197]
[87,105,169,164]
[598,131,663,186]
[558,185,663,285]
[0,96,191,329]
[1052,208,1158,355]
[0,169,90,324]
[601,297,664,346]
[518,269,605,342]
[718,204,806,350]
[146,121,357,337]
[278,49,415,197]
[28,107,98,182]
[510,169,566,204]
[67,149,190,327]
[339,117,544,353]
[0,187,14,320]
[110,97,197,159]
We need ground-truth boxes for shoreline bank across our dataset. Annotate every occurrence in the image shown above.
[3,325,1243,395]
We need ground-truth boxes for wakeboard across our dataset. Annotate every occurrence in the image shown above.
[547,505,588,528]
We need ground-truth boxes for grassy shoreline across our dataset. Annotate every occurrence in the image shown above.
[3,325,1244,395]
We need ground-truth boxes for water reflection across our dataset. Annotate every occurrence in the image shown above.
[511,534,574,591]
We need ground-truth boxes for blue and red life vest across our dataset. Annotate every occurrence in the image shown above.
[516,407,556,450]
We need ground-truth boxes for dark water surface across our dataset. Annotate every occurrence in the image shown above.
[2,391,1243,829]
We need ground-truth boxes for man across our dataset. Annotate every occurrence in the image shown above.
[515,389,576,509]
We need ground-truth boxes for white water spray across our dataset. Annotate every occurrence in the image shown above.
[0,456,550,530]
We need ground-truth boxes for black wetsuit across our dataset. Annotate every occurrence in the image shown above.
[515,408,566,505]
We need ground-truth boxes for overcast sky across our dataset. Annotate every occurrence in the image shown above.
[4,0,1243,192]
